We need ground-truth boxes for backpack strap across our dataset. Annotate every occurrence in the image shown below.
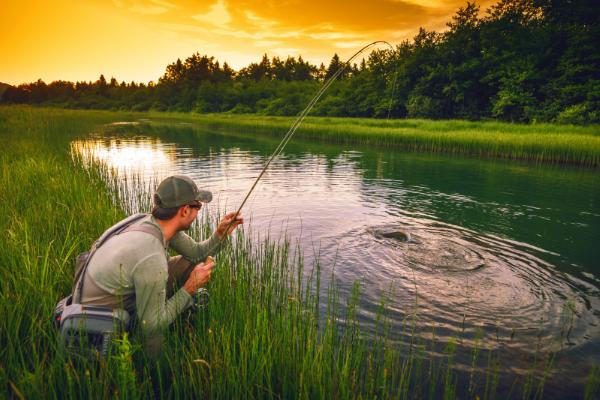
[122,223,164,243]
[73,213,162,303]
[94,213,149,248]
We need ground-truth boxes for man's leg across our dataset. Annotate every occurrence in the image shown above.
[166,256,195,297]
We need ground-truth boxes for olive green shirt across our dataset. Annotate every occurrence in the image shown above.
[80,214,221,336]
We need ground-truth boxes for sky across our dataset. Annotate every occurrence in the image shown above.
[0,0,495,85]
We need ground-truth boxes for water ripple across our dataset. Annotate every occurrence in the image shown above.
[71,131,600,387]
[328,214,600,352]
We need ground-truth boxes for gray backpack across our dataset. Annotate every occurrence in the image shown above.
[53,213,162,358]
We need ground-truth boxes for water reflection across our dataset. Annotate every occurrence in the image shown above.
[72,137,176,177]
[72,126,600,396]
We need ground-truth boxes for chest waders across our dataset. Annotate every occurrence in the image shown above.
[53,213,162,359]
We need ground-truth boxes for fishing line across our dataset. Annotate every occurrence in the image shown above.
[220,40,397,240]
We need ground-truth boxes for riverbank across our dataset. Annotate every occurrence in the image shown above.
[1,106,599,399]
[144,111,600,167]
[5,106,600,167]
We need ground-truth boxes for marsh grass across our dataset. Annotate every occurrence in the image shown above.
[1,106,598,399]
[142,112,600,167]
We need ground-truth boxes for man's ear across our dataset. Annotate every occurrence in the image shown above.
[178,205,189,218]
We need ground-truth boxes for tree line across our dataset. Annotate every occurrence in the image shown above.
[1,0,597,124]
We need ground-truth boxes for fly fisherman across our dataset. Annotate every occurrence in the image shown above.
[75,175,243,355]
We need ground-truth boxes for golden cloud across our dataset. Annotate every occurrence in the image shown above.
[0,0,498,84]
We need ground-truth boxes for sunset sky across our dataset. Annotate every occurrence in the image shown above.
[1,0,494,85]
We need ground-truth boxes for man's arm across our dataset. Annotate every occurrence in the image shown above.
[169,213,244,263]
[169,231,221,264]
[132,253,192,336]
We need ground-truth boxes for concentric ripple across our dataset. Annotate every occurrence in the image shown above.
[330,213,600,352]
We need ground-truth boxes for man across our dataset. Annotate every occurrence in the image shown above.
[78,175,243,353]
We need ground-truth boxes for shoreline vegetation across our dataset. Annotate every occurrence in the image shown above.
[7,105,600,167]
[1,107,599,398]
[145,112,600,167]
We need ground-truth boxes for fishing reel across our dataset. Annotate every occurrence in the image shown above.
[190,288,209,312]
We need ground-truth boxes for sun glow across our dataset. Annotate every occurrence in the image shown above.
[0,0,497,85]
[72,137,176,177]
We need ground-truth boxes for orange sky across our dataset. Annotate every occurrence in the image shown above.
[0,0,495,85]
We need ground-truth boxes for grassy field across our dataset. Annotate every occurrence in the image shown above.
[1,106,599,399]
[141,112,600,167]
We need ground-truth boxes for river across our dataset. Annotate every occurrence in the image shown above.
[72,121,600,397]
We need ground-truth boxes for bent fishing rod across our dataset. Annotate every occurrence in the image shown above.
[219,41,397,241]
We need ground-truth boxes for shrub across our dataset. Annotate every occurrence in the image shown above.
[556,103,599,125]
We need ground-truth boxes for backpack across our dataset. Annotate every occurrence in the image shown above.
[53,213,163,358]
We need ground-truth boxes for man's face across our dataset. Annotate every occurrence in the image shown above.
[180,202,201,230]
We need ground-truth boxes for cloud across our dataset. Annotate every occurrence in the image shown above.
[254,40,281,47]
[309,31,361,41]
[129,4,169,14]
[223,0,437,32]
[394,0,455,11]
[191,0,232,27]
[244,11,278,30]
[271,47,302,57]
[149,0,177,8]
[335,40,372,49]
[101,0,504,71]
[119,0,493,50]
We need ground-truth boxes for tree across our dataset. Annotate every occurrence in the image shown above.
[96,74,108,97]
[292,56,315,81]
[316,63,327,82]
[272,56,291,81]
[161,58,184,84]
[1,85,29,103]
[324,54,346,81]
[491,64,536,122]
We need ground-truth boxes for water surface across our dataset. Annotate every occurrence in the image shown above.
[72,122,600,396]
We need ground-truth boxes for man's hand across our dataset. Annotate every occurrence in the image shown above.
[183,259,215,295]
[216,212,244,239]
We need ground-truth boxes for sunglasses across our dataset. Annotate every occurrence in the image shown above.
[188,203,202,210]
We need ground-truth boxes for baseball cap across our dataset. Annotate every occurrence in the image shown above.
[154,175,212,208]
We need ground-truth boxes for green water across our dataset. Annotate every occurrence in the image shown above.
[74,122,600,396]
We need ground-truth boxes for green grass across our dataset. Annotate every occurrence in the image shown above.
[140,112,600,167]
[1,105,598,399]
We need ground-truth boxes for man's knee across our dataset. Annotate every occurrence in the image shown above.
[166,256,195,295]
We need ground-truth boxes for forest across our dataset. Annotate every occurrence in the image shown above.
[1,0,598,124]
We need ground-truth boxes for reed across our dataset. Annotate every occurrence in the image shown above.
[146,113,600,167]
[0,106,598,399]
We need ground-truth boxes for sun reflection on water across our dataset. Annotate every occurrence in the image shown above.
[71,137,176,177]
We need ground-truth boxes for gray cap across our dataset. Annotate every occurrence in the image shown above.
[154,175,212,208]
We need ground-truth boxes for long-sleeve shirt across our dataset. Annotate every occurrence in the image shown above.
[80,214,221,336]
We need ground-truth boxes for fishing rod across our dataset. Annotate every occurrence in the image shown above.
[219,40,397,241]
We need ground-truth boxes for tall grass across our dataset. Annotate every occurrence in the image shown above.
[1,105,598,399]
[141,112,600,167]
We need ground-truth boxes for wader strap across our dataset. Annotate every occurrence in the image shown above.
[123,224,164,242]
[73,214,163,303]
